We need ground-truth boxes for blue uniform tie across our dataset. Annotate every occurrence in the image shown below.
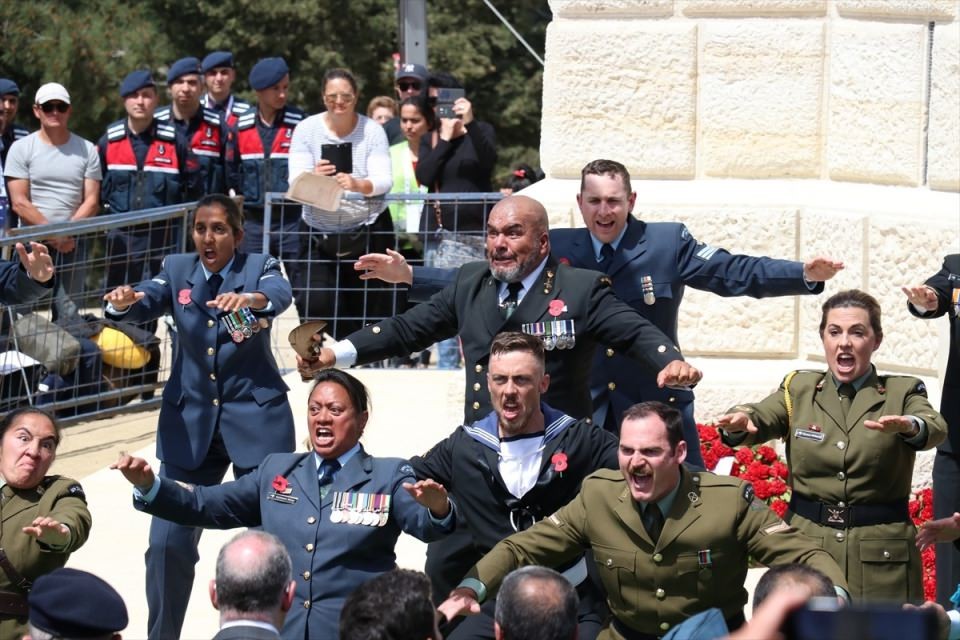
[318,459,340,499]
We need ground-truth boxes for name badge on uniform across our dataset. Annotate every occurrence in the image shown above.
[794,427,825,442]
[521,320,576,350]
[267,492,298,505]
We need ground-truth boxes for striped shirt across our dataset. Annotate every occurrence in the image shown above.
[288,113,391,231]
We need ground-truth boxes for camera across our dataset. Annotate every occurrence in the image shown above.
[783,597,938,640]
[436,88,465,119]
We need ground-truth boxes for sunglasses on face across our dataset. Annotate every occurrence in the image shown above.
[40,102,69,113]
[397,80,421,92]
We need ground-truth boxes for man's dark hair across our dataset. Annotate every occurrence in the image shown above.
[339,569,436,640]
[753,563,834,611]
[621,401,684,450]
[580,158,633,195]
[495,566,578,640]
[490,331,545,367]
[192,193,245,235]
[215,531,291,616]
[427,72,463,90]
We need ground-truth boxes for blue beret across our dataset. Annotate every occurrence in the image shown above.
[167,56,201,84]
[120,69,155,97]
[0,78,20,96]
[29,568,128,637]
[201,51,234,74]
[249,57,289,91]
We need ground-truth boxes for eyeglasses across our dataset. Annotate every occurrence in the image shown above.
[397,80,421,92]
[40,102,69,113]
[323,93,355,104]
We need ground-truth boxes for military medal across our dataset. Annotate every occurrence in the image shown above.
[642,276,655,305]
[378,494,391,526]
[330,492,344,523]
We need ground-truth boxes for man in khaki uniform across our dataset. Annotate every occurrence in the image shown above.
[718,289,947,603]
[438,401,847,639]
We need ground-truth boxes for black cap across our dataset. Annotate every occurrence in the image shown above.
[29,568,128,637]
[201,51,234,74]
[120,69,155,97]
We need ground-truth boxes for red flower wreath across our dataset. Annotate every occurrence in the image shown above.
[551,452,568,473]
[910,487,937,601]
[272,475,289,493]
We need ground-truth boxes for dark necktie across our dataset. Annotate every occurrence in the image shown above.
[318,459,340,499]
[642,503,664,543]
[207,273,223,300]
[838,383,855,419]
[599,243,615,266]
[501,282,523,319]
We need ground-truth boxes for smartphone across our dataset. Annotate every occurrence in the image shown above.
[783,597,938,640]
[321,142,353,174]
[436,88,465,119]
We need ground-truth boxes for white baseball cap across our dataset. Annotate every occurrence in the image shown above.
[35,82,71,105]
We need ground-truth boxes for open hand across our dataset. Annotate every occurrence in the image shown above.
[716,412,758,434]
[103,285,145,312]
[15,242,55,283]
[355,249,414,284]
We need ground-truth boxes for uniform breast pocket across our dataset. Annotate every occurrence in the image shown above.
[593,545,637,611]
[859,538,912,600]
[676,552,704,596]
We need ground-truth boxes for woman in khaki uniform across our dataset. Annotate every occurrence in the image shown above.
[718,289,947,603]
[0,408,91,636]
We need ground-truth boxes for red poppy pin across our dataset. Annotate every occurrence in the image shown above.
[548,300,567,317]
[559,257,571,266]
[178,289,192,305]
[272,475,290,494]
[551,452,568,474]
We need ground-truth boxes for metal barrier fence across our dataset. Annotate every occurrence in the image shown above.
[0,192,501,422]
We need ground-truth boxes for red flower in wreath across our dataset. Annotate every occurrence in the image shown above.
[551,452,568,473]
[272,475,289,493]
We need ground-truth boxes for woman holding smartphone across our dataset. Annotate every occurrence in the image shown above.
[289,68,394,338]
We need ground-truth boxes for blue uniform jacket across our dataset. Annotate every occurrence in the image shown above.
[550,217,819,421]
[110,252,294,469]
[137,448,454,640]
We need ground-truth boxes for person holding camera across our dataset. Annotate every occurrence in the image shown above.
[718,289,947,603]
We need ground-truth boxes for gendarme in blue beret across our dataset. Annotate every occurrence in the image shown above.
[120,69,155,98]
[29,568,128,637]
[0,78,20,96]
[249,57,289,91]
[201,51,234,74]
[167,56,201,84]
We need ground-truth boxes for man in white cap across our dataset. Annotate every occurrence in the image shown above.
[3,82,101,319]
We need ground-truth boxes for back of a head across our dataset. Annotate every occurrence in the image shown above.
[339,569,437,640]
[753,564,835,612]
[495,566,578,640]
[215,530,292,618]
[28,568,128,640]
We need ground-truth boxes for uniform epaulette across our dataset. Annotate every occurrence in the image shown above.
[232,100,251,115]
[154,106,172,121]
[106,120,127,141]
[694,471,741,488]
[155,122,177,141]
[236,110,257,130]
[201,107,223,127]
[282,109,305,126]
[586,468,622,483]
[785,370,823,384]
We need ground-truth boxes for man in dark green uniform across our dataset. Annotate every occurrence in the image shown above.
[438,402,848,640]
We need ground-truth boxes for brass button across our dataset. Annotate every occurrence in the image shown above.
[209,373,216,381]
[303,601,311,609]
[605,348,614,357]
[305,543,314,552]
[207,347,215,356]
[836,472,845,480]
[475,364,483,373]
[657,345,666,353]
[655,588,665,599]
[372,326,381,334]
[660,623,670,632]
[307,516,316,524]
[302,570,311,580]
[473,383,481,391]
[837,441,846,450]
[883,550,891,559]
[607,382,616,391]
[212,399,219,406]
[472,402,480,410]
[207,319,215,327]
[652,553,663,563]
[606,558,613,567]
[835,531,845,541]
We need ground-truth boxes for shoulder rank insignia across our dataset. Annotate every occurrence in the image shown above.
[67,484,86,501]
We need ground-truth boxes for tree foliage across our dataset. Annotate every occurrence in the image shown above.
[0,0,549,184]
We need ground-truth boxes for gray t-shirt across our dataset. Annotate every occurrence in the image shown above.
[3,131,102,224]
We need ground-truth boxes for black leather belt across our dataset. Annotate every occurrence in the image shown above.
[789,493,909,529]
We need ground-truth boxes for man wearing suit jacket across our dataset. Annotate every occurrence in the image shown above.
[412,332,618,639]
[114,369,455,640]
[104,194,296,640]
[210,531,295,640]
[300,194,702,425]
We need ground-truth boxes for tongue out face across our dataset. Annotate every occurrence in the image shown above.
[821,306,882,383]
[308,381,367,460]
